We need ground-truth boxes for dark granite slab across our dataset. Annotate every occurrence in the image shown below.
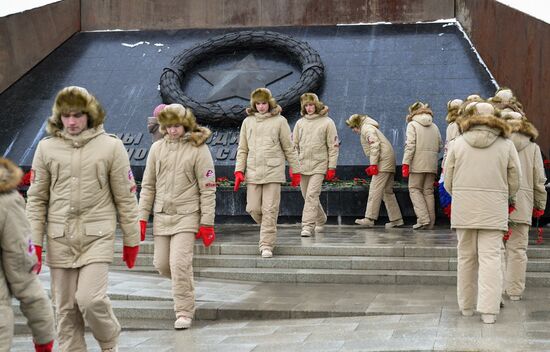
[0,23,496,180]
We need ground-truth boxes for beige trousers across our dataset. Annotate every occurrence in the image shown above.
[50,263,120,352]
[300,174,327,232]
[246,183,281,251]
[0,306,14,352]
[456,228,503,315]
[153,232,195,318]
[365,172,403,222]
[504,223,530,297]
[408,173,436,226]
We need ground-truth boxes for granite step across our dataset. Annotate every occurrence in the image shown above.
[193,267,550,286]
[110,254,550,272]
[115,242,550,258]
[12,297,371,334]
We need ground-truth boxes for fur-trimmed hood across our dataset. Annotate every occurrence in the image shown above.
[164,126,212,147]
[489,87,524,113]
[446,99,463,123]
[246,104,283,119]
[345,114,378,129]
[411,113,433,126]
[406,102,433,123]
[47,86,106,136]
[460,115,511,148]
[303,105,329,120]
[506,118,538,152]
[0,158,23,193]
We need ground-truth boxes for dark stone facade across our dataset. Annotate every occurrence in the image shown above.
[0,23,495,181]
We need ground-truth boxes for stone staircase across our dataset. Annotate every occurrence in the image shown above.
[111,225,550,286]
[13,225,550,333]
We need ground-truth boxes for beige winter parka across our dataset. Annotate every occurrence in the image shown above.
[139,127,216,235]
[444,114,521,231]
[0,159,55,346]
[506,119,547,225]
[359,116,396,172]
[292,106,339,175]
[235,105,300,183]
[26,126,140,268]
[403,110,442,173]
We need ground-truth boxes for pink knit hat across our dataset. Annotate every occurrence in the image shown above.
[153,104,167,117]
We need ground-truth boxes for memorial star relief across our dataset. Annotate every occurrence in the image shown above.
[198,54,292,103]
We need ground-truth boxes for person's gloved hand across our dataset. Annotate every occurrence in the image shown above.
[123,246,139,269]
[533,208,545,218]
[402,164,410,178]
[325,169,336,181]
[34,245,43,274]
[139,220,147,241]
[508,204,516,214]
[291,173,301,187]
[234,171,245,192]
[34,340,54,352]
[365,165,379,176]
[196,226,216,247]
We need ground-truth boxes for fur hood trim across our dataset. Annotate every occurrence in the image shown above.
[47,86,106,136]
[459,114,511,138]
[188,126,212,146]
[446,99,463,123]
[505,119,538,141]
[0,158,23,193]
[246,104,282,117]
[345,114,378,129]
[164,126,211,147]
[406,107,433,122]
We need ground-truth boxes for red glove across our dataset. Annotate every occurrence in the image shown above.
[234,171,245,192]
[533,208,545,218]
[325,169,336,181]
[402,164,410,178]
[509,204,516,214]
[365,165,379,176]
[291,173,301,187]
[34,340,54,352]
[19,170,32,187]
[196,226,216,247]
[123,246,139,269]
[139,220,147,241]
[34,245,43,274]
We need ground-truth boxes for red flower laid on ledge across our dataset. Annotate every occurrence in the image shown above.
[353,177,367,185]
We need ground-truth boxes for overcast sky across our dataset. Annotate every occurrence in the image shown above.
[0,0,548,24]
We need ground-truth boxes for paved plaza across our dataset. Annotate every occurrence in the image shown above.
[11,224,550,351]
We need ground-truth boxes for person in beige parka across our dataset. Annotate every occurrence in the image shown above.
[501,111,547,301]
[444,102,521,324]
[402,102,442,229]
[234,88,301,258]
[0,158,55,352]
[26,86,140,352]
[346,114,404,228]
[139,104,216,330]
[293,93,339,237]
[442,99,463,168]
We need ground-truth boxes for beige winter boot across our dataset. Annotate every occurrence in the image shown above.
[355,218,375,227]
[385,219,404,229]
